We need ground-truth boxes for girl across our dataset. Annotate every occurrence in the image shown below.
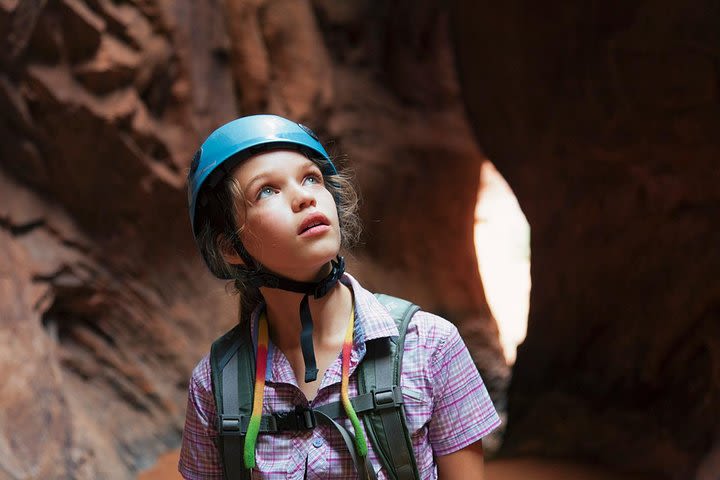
[179,114,500,479]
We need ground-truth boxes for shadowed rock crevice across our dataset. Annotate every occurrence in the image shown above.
[449,1,720,478]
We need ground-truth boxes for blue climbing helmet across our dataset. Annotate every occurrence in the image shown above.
[188,114,337,249]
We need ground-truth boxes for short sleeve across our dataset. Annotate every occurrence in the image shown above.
[178,355,225,479]
[427,324,501,456]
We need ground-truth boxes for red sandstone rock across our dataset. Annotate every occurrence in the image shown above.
[59,0,106,62]
[73,34,140,94]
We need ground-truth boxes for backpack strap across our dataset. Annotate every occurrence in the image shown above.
[360,293,421,480]
[210,324,254,480]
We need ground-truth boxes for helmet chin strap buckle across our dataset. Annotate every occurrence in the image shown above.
[313,256,345,299]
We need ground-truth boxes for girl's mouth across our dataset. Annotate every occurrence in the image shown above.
[298,213,330,236]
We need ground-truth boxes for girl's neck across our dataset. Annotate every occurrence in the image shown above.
[259,279,352,353]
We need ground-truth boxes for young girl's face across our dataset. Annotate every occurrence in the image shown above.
[231,150,341,282]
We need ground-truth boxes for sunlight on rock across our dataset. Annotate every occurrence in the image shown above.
[474,162,530,365]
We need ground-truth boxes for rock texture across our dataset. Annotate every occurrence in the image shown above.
[0,1,507,478]
[449,2,720,479]
[0,1,237,478]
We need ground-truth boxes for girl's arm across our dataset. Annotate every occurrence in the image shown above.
[436,440,485,480]
[420,313,499,479]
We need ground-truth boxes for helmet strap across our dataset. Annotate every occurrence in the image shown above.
[233,251,346,383]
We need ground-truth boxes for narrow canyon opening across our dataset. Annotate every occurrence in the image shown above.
[474,161,530,365]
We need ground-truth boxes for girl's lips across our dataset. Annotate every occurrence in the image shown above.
[298,224,331,237]
[298,213,330,235]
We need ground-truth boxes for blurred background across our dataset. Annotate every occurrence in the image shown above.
[0,1,718,479]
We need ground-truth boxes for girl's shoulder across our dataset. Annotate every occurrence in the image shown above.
[404,309,463,360]
[406,309,458,337]
[397,309,472,399]
[189,352,214,398]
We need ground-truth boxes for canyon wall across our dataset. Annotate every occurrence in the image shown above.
[449,2,720,479]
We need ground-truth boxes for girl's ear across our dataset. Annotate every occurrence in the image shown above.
[217,234,245,266]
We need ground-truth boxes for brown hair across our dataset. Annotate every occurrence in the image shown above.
[195,152,361,322]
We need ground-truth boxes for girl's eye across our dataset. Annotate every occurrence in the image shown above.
[304,174,322,185]
[257,186,276,199]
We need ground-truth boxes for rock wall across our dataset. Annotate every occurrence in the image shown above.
[449,2,720,479]
[0,2,237,477]
[0,1,506,478]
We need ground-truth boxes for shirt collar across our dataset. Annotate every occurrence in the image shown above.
[341,272,399,344]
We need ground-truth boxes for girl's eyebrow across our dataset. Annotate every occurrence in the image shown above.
[245,172,271,192]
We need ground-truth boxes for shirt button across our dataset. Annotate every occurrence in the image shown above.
[312,437,323,448]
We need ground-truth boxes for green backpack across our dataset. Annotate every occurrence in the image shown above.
[210,294,421,480]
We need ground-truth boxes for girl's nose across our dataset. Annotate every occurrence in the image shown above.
[291,184,316,212]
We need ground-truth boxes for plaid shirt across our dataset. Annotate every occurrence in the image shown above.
[179,274,500,479]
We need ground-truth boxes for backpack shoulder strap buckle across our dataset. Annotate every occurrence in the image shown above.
[219,414,249,436]
[219,414,282,436]
[372,386,403,411]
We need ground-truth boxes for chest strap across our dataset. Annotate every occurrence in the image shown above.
[219,402,385,479]
[219,386,403,436]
